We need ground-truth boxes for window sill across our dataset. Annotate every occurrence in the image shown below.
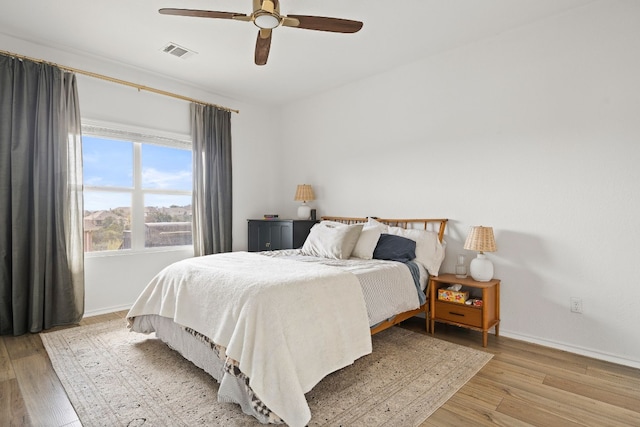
[84,246,194,258]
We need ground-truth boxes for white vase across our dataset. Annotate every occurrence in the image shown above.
[469,253,493,282]
[297,203,311,219]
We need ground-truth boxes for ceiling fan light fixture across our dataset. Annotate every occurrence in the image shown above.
[253,12,281,29]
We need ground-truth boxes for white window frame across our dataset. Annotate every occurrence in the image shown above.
[82,120,192,257]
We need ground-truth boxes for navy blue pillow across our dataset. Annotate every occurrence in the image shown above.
[373,234,416,262]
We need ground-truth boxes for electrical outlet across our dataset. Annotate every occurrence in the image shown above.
[570,297,583,313]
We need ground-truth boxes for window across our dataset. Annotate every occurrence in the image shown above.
[82,125,192,253]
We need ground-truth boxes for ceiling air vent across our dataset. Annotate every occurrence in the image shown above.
[161,42,197,59]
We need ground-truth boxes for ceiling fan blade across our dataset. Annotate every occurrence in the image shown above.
[232,15,253,22]
[283,15,363,33]
[159,8,247,20]
[261,0,276,14]
[254,0,280,14]
[255,29,272,66]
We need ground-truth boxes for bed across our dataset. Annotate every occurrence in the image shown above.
[127,216,447,426]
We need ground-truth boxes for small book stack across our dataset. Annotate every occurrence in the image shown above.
[263,214,279,220]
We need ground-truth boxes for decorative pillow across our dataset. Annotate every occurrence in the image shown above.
[301,222,364,259]
[373,234,417,263]
[387,226,445,276]
[351,225,382,260]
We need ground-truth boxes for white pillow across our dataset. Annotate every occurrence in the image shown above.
[367,217,389,232]
[351,225,382,259]
[301,222,364,259]
[387,226,445,276]
[317,220,349,228]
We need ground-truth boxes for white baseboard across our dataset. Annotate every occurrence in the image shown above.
[84,304,131,318]
[422,311,639,369]
[500,330,640,370]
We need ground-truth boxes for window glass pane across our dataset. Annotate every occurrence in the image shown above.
[82,129,193,253]
[83,191,131,252]
[142,144,192,190]
[144,194,192,248]
[83,137,133,187]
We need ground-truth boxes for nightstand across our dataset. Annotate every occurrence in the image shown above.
[429,273,500,347]
[247,219,317,252]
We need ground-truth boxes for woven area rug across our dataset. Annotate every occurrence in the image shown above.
[41,319,492,427]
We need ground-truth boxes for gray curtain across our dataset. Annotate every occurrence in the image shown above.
[0,54,84,335]
[191,103,232,256]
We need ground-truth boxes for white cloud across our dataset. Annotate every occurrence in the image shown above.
[142,168,191,190]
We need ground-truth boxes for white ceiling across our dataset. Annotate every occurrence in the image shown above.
[1,0,594,106]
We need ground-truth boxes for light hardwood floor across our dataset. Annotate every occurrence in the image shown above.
[1,312,639,426]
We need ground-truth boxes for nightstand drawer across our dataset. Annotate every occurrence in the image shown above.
[434,301,482,327]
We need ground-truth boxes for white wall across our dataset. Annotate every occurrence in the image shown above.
[1,33,282,315]
[279,0,640,368]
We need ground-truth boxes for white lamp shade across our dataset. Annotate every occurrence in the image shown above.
[469,253,494,282]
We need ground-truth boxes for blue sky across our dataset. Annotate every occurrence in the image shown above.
[83,136,192,211]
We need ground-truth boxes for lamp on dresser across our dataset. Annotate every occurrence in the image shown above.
[464,226,497,282]
[294,184,315,219]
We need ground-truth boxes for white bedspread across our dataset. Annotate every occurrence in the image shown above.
[262,250,423,325]
[127,251,372,427]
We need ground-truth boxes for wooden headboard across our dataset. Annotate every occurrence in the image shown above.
[320,216,448,242]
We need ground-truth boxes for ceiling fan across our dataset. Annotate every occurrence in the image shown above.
[159,0,363,66]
